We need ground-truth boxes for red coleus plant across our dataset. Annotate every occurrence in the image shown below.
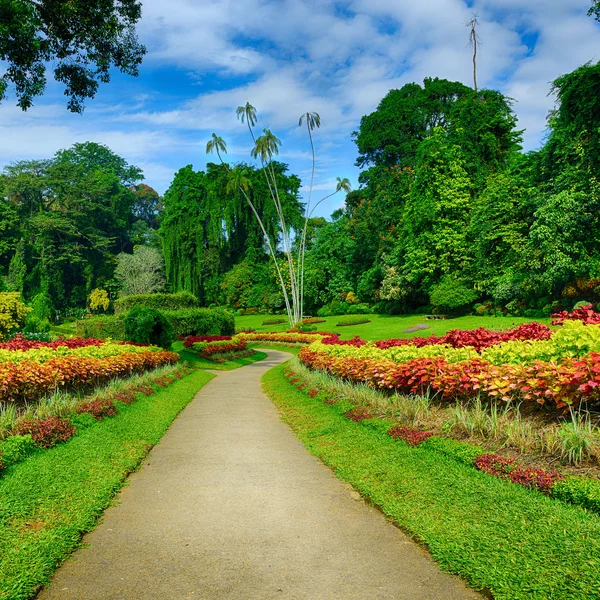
[551,304,600,326]
[388,425,433,446]
[76,397,118,420]
[307,389,319,398]
[0,334,104,351]
[299,348,600,410]
[14,416,76,448]
[344,407,373,422]
[474,453,563,493]
[375,322,551,353]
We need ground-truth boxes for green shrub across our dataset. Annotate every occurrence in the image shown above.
[0,292,31,340]
[430,278,477,313]
[76,315,126,340]
[124,306,175,349]
[262,318,287,325]
[0,434,37,467]
[114,292,199,315]
[163,308,234,337]
[21,314,52,342]
[551,476,600,514]
[420,436,484,465]
[31,292,53,321]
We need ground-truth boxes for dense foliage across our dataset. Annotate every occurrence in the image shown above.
[302,64,600,317]
[161,162,302,306]
[0,0,146,112]
[0,142,161,314]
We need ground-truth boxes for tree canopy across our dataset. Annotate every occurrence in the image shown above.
[0,0,146,111]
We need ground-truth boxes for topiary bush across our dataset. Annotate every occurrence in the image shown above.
[124,306,175,349]
[430,278,477,314]
[114,292,199,315]
[75,315,126,339]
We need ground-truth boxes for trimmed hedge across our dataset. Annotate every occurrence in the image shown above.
[113,292,199,315]
[163,308,234,337]
[75,315,126,339]
[76,308,234,340]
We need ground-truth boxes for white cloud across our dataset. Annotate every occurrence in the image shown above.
[1,0,600,201]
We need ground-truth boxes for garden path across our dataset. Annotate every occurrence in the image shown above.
[38,350,480,600]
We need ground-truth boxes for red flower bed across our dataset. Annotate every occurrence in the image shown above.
[344,407,373,422]
[474,453,563,492]
[307,389,319,398]
[299,347,600,410]
[182,335,232,348]
[375,322,551,352]
[191,338,247,358]
[388,425,433,446]
[76,397,118,420]
[322,335,367,347]
[552,304,600,325]
[0,350,179,403]
[474,454,515,477]
[14,416,76,448]
[0,334,104,351]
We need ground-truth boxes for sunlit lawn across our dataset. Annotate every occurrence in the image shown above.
[237,313,551,341]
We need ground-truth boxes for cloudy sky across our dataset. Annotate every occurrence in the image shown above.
[1,0,600,217]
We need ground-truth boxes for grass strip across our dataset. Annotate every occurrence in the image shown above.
[263,365,600,600]
[0,369,213,600]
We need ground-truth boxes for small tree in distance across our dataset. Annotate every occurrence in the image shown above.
[114,246,166,297]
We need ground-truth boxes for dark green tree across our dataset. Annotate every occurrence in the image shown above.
[0,0,146,111]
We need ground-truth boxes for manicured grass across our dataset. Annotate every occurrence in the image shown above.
[172,341,267,370]
[239,313,550,341]
[0,369,214,600]
[263,365,600,600]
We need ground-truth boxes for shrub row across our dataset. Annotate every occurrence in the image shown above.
[114,292,199,314]
[238,332,328,345]
[77,308,235,340]
[182,335,232,347]
[0,350,179,403]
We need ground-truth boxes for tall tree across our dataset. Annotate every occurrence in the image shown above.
[0,0,146,111]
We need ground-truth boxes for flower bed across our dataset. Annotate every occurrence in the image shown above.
[189,337,247,359]
[0,340,162,365]
[182,335,232,348]
[0,350,179,403]
[298,347,600,409]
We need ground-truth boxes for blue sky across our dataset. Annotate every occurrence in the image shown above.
[1,0,600,218]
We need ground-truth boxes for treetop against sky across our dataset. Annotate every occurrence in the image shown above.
[1,0,599,217]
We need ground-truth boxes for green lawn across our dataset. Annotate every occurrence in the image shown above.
[0,369,214,600]
[239,313,550,341]
[263,365,600,600]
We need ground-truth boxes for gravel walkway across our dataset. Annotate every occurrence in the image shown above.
[38,350,480,600]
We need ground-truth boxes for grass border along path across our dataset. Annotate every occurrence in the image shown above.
[263,364,600,600]
[0,369,214,600]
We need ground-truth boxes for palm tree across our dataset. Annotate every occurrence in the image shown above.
[236,102,257,141]
[252,129,299,323]
[308,177,351,218]
[297,112,321,320]
[206,133,228,164]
